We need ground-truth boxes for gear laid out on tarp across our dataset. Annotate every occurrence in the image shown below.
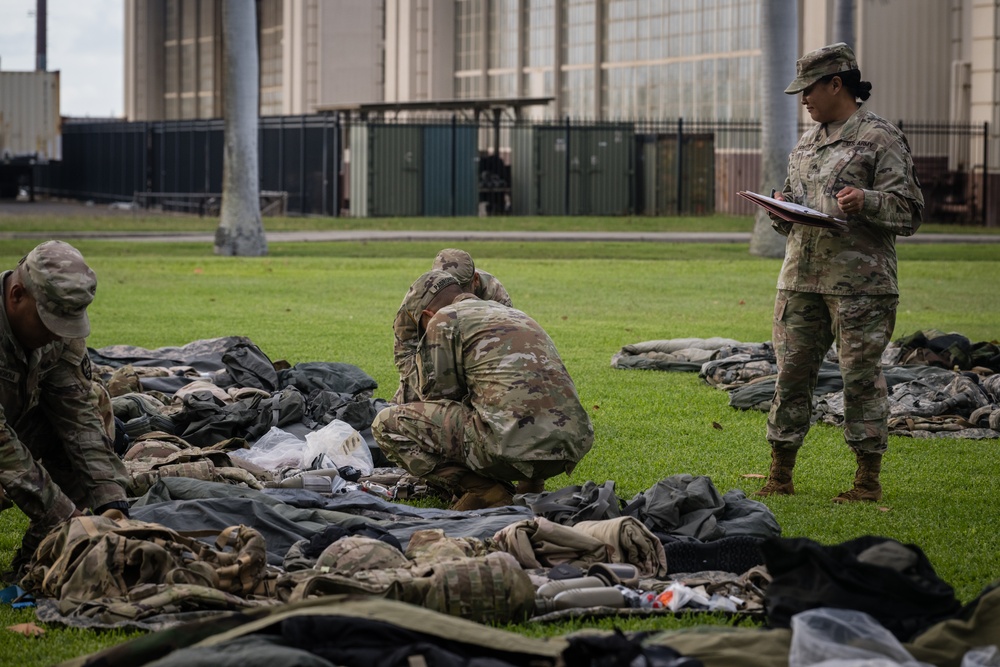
[11,335,997,664]
[54,575,1000,667]
[612,330,1000,439]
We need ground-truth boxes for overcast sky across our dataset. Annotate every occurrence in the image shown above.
[0,0,124,118]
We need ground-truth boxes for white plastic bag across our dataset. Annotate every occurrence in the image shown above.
[962,646,1000,667]
[789,608,936,667]
[301,419,373,475]
[229,426,306,471]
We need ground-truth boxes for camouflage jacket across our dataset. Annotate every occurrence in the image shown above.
[392,270,512,403]
[416,296,593,468]
[0,271,128,526]
[775,106,923,295]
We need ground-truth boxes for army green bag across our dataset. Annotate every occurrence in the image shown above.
[22,516,269,617]
[279,553,535,625]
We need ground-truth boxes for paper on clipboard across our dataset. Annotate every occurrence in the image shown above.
[738,190,849,232]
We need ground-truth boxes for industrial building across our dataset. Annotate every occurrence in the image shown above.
[21,0,994,222]
[124,0,997,131]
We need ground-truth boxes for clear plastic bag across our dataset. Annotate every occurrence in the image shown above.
[962,646,1000,667]
[789,608,936,667]
[302,419,373,475]
[229,426,307,471]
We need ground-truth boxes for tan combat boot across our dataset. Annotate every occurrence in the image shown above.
[451,472,514,511]
[515,478,546,495]
[756,448,797,497]
[833,451,883,503]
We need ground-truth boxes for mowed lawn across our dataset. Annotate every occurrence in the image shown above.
[0,219,998,665]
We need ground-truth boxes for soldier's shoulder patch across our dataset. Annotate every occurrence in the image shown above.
[81,354,93,381]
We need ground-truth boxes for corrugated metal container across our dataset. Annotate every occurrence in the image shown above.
[653,133,715,216]
[510,126,536,215]
[349,124,422,217]
[0,71,61,160]
[512,124,634,215]
[422,124,478,216]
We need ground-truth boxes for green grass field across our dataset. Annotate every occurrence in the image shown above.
[0,212,998,665]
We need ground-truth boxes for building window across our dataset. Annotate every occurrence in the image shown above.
[599,0,761,120]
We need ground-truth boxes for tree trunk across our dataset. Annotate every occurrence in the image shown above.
[216,0,267,257]
[835,0,856,48]
[750,0,799,259]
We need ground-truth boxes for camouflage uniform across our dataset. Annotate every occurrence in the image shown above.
[0,242,129,574]
[392,249,512,404]
[769,59,923,456]
[375,293,593,494]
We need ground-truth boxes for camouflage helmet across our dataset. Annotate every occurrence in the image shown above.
[400,270,460,328]
[785,42,859,94]
[316,535,408,574]
[18,240,97,338]
[432,248,476,286]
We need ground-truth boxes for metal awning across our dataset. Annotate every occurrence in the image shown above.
[313,97,554,121]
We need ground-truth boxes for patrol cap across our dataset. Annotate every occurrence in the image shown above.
[431,248,476,286]
[785,42,859,94]
[401,270,460,327]
[18,240,96,339]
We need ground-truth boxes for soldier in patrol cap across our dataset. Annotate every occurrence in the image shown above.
[759,43,923,503]
[375,270,593,510]
[391,249,512,404]
[0,240,130,582]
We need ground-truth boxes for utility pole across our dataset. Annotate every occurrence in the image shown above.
[35,0,47,71]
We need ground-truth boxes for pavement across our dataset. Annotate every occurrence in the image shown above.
[1,200,998,244]
[0,228,997,245]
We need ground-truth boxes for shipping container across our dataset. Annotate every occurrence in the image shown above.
[0,70,61,160]
[349,124,422,217]
[511,124,633,216]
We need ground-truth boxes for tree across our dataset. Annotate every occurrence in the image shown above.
[216,0,268,257]
[749,0,799,258]
[835,0,856,47]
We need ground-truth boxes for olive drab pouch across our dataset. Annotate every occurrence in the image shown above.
[279,552,534,625]
[421,553,535,624]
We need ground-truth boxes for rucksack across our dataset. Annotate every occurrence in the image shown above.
[761,535,962,641]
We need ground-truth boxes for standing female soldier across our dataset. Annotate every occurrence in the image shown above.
[759,43,924,502]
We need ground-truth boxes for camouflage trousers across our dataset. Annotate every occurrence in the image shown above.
[2,382,118,573]
[767,290,897,454]
[372,400,555,494]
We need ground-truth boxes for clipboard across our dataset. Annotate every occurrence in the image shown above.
[738,190,850,233]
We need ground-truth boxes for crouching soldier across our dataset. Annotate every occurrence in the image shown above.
[374,270,594,511]
[1,241,130,582]
[392,248,512,404]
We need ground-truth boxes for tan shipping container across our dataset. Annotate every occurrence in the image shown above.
[0,70,61,161]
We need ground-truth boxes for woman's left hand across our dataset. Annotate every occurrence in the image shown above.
[836,187,865,215]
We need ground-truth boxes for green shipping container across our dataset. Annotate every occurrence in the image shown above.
[349,124,422,217]
[511,124,634,215]
[423,124,478,216]
[647,133,715,216]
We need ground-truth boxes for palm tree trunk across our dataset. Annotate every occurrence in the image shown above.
[216,0,267,257]
[835,0,856,48]
[750,0,799,258]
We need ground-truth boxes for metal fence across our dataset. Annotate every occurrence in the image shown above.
[33,115,990,224]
